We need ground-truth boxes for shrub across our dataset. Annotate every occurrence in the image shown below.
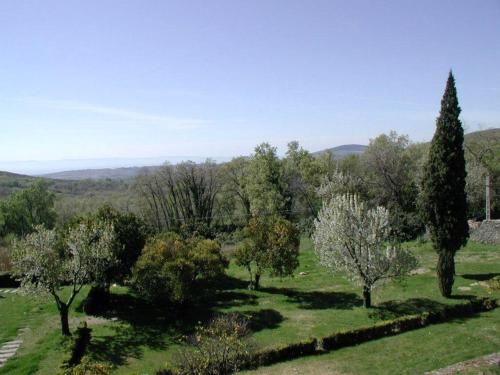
[60,322,92,369]
[62,357,112,375]
[173,313,251,375]
[131,233,228,305]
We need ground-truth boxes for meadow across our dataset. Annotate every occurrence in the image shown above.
[0,237,498,374]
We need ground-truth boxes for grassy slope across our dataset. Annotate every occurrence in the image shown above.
[0,239,498,374]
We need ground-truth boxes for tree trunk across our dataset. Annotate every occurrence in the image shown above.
[485,174,491,221]
[254,273,261,290]
[437,251,455,298]
[59,304,71,336]
[362,285,371,308]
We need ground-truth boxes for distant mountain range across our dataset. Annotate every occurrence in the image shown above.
[312,144,368,159]
[1,129,497,182]
[41,166,162,181]
[39,144,369,180]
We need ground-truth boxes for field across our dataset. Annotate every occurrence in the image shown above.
[0,238,499,374]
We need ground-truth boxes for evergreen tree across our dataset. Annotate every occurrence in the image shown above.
[421,71,469,297]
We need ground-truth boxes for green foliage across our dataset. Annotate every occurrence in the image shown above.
[283,141,324,220]
[234,216,300,288]
[245,143,289,217]
[131,233,228,304]
[11,222,115,335]
[266,217,300,278]
[0,180,56,237]
[62,357,112,375]
[91,205,148,285]
[421,72,469,297]
[173,313,251,375]
[361,132,424,240]
[219,156,252,224]
[60,322,92,369]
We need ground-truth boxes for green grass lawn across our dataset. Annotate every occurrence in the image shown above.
[0,238,498,374]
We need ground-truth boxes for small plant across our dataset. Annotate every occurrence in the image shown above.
[173,313,251,375]
[62,357,112,375]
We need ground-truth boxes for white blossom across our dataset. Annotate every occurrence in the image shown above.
[313,194,417,293]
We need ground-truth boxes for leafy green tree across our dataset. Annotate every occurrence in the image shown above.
[421,72,469,298]
[130,233,228,305]
[245,143,289,217]
[12,223,115,335]
[92,205,148,285]
[0,180,56,237]
[219,157,252,223]
[283,141,324,229]
[361,131,424,240]
[234,216,300,289]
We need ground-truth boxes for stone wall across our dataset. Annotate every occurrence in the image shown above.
[470,220,500,245]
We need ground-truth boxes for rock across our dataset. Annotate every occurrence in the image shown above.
[299,271,308,276]
[470,220,500,244]
[410,267,428,275]
[458,286,471,292]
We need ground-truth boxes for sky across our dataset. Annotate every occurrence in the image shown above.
[0,0,499,174]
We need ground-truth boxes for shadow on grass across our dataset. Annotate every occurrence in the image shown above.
[461,273,500,281]
[369,298,450,320]
[242,309,284,332]
[259,286,363,310]
[88,322,174,366]
[79,279,263,367]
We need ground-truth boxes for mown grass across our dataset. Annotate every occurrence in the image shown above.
[0,238,498,374]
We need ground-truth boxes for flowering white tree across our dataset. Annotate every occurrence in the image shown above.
[313,194,417,307]
[12,223,115,335]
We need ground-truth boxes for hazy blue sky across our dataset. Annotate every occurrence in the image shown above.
[0,0,499,170]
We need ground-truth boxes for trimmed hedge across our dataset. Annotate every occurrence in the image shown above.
[321,297,497,351]
[0,272,20,288]
[60,322,92,370]
[245,338,318,368]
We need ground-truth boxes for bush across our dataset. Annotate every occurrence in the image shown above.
[62,357,112,375]
[131,233,228,305]
[389,210,425,242]
[60,322,92,369]
[173,313,251,375]
[321,298,497,351]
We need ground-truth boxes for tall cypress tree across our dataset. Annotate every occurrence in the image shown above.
[421,71,469,297]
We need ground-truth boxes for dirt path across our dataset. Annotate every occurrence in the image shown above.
[425,352,500,374]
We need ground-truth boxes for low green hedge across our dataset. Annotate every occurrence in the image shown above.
[321,297,497,351]
[246,338,318,368]
[60,322,92,370]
